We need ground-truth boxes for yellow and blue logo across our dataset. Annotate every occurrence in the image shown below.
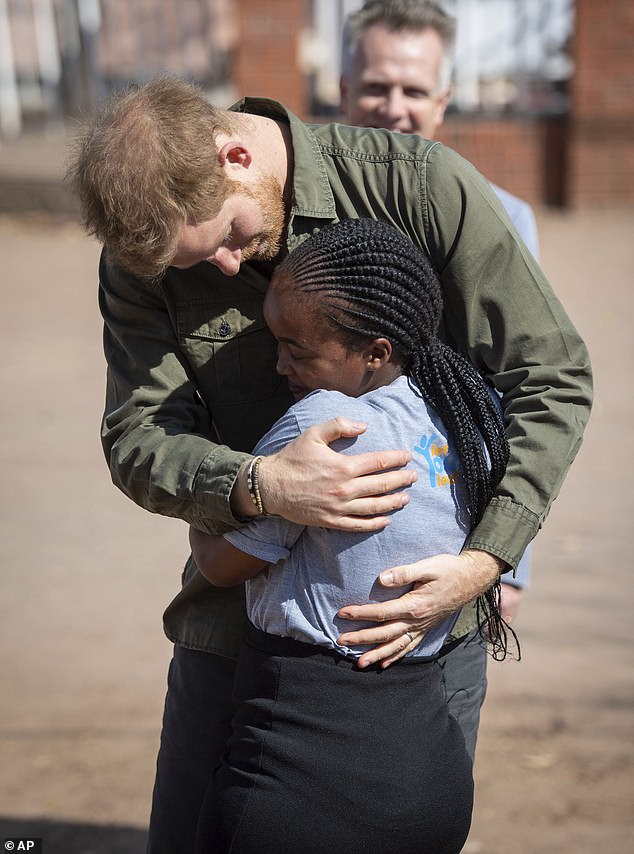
[413,434,462,488]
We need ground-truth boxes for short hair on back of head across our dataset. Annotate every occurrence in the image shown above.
[342,0,457,92]
[65,77,240,279]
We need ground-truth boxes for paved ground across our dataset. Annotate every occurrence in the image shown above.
[0,203,632,853]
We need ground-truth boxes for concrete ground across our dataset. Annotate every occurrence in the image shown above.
[0,203,632,853]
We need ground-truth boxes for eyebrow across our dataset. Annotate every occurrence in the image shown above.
[276,335,309,349]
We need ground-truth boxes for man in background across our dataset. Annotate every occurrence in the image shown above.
[340,0,536,746]
[340,0,539,261]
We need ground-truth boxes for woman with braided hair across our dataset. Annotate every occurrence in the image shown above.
[191,218,510,854]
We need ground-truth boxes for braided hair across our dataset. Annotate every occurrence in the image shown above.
[276,218,514,657]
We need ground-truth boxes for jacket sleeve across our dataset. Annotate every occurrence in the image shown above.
[98,250,250,535]
[423,145,593,569]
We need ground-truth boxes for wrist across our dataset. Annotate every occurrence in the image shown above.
[255,454,281,517]
[230,460,259,519]
[246,455,268,516]
[460,548,507,592]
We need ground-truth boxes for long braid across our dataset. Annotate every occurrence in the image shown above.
[277,218,516,657]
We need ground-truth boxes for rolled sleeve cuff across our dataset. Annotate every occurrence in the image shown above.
[502,542,532,589]
[190,449,253,534]
[464,496,540,573]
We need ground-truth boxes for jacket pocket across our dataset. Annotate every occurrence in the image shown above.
[176,298,281,405]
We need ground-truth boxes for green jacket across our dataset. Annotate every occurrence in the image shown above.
[99,98,592,657]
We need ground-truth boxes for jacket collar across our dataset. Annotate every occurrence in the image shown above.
[229,97,336,227]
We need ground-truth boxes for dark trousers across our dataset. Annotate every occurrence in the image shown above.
[196,626,473,854]
[146,648,236,854]
[438,630,488,762]
[147,632,487,854]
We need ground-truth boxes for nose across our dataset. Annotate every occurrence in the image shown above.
[275,345,290,376]
[381,88,408,124]
[208,246,242,276]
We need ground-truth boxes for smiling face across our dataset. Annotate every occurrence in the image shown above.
[264,271,399,401]
[171,174,286,276]
[341,24,450,139]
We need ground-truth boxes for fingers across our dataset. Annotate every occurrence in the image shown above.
[377,564,424,588]
[342,468,418,499]
[304,420,413,475]
[345,626,424,670]
[329,490,412,523]
[338,594,422,624]
[327,515,392,533]
[346,449,414,477]
[338,624,399,648]
[316,469,417,523]
[311,477,418,530]
[337,618,422,648]
[369,632,422,669]
[377,553,460,588]
[304,416,368,442]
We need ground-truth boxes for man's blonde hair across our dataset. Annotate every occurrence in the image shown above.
[66,77,241,278]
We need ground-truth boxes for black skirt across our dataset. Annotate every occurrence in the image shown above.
[196,624,473,854]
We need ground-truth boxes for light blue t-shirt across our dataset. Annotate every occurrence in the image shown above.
[225,375,487,660]
[491,183,539,262]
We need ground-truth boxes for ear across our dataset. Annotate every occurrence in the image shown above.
[216,139,253,176]
[339,75,348,109]
[433,86,451,130]
[366,337,393,370]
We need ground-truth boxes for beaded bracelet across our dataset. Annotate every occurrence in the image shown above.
[246,455,267,515]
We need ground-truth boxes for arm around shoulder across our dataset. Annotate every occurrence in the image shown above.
[424,145,593,557]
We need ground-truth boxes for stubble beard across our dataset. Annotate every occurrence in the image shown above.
[239,174,287,264]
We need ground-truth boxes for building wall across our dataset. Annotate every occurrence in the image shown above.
[233,0,310,115]
[568,0,634,207]
[233,0,634,208]
[436,116,557,208]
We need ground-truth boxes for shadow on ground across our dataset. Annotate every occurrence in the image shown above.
[0,817,147,853]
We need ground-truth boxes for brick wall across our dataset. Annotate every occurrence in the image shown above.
[232,0,634,209]
[233,0,310,115]
[430,1,634,209]
[569,0,634,207]
[436,116,566,207]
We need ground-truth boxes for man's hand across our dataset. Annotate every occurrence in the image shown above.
[253,417,416,531]
[337,549,506,668]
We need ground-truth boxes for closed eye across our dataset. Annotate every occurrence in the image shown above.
[362,83,390,97]
[403,88,431,99]
[287,346,310,361]
[277,342,311,361]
